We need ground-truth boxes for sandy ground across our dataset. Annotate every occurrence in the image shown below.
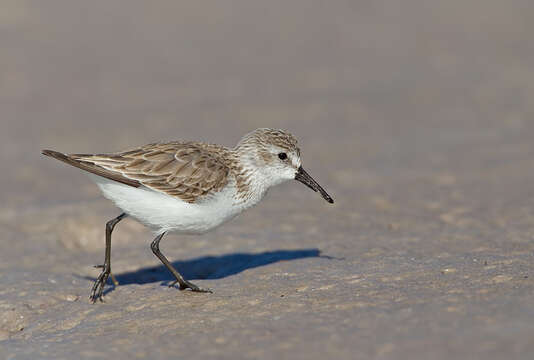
[2,1,534,359]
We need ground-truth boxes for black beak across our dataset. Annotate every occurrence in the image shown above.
[295,166,334,204]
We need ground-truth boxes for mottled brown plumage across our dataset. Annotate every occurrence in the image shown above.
[70,142,232,203]
[236,128,300,155]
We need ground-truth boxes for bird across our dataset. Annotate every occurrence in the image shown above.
[42,128,334,302]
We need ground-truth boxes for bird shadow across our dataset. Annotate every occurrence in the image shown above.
[81,248,335,293]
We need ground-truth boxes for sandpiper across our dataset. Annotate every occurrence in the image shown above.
[43,128,334,302]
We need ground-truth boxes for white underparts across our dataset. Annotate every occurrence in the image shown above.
[89,175,252,235]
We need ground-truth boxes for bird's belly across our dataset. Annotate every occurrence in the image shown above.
[91,175,243,235]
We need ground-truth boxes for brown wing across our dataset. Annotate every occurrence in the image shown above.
[42,149,141,187]
[70,142,230,203]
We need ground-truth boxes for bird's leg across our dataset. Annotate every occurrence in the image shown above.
[150,232,212,293]
[90,213,127,302]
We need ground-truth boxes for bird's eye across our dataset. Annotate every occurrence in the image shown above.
[278,152,288,160]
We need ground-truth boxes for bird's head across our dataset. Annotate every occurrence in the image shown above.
[236,128,333,203]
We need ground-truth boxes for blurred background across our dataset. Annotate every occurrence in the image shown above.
[2,1,534,359]
[3,0,533,208]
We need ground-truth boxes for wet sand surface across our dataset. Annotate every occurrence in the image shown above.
[2,1,534,359]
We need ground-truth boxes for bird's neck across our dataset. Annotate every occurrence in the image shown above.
[229,147,271,207]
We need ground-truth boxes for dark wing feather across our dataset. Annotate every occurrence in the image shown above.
[42,149,141,187]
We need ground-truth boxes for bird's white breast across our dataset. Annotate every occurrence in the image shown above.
[90,175,251,235]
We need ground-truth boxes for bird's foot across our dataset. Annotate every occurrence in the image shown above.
[168,279,212,293]
[90,265,113,303]
[93,264,119,285]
